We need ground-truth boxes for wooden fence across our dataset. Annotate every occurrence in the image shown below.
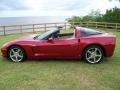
[0,22,120,36]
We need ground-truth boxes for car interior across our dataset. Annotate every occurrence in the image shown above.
[50,30,74,39]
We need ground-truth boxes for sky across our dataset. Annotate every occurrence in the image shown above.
[0,0,120,17]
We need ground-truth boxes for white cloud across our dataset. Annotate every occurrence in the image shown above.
[0,0,119,17]
[22,0,120,11]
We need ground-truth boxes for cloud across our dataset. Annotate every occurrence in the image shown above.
[23,0,91,11]
[0,0,119,11]
[0,0,29,10]
[0,0,119,17]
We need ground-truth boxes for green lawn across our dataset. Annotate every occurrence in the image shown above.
[0,29,120,90]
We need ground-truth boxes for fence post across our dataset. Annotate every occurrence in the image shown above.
[96,22,98,28]
[105,23,107,29]
[3,26,6,36]
[33,24,35,33]
[71,22,73,28]
[80,22,82,27]
[55,23,57,27]
[20,25,22,34]
[116,23,118,30]
[45,24,46,32]
[86,22,88,27]
[65,22,67,30]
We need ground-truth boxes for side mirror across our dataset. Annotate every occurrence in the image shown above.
[48,37,53,42]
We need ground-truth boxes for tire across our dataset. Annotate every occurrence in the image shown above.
[8,46,26,62]
[83,45,104,64]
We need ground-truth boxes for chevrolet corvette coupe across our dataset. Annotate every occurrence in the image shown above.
[1,27,116,64]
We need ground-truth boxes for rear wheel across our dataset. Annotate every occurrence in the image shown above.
[8,46,26,62]
[83,45,104,64]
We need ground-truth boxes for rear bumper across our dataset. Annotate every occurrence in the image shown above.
[1,48,7,57]
[105,36,116,57]
[105,44,115,57]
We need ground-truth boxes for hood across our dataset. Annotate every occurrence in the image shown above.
[18,34,37,41]
[2,34,38,48]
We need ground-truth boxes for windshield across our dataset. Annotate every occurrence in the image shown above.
[34,30,58,40]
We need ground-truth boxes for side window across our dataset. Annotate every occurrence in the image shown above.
[81,29,87,36]
[49,31,60,39]
[80,28,102,36]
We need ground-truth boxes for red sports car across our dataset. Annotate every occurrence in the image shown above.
[1,27,116,64]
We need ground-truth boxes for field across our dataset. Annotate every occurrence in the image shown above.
[0,29,120,90]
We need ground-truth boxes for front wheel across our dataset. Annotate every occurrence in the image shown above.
[8,46,26,62]
[83,45,104,64]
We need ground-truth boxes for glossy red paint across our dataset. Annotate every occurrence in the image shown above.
[1,28,116,60]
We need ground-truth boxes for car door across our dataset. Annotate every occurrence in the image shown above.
[33,38,80,58]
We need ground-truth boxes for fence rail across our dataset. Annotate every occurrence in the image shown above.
[0,22,120,36]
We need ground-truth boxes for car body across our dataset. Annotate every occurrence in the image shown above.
[1,27,116,64]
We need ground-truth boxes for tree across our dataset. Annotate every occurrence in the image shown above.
[81,15,93,22]
[82,9,102,22]
[66,16,82,25]
[66,7,120,23]
[66,10,102,22]
[102,7,120,23]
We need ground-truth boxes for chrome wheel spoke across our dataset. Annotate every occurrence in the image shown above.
[87,50,92,54]
[17,49,21,53]
[11,49,15,53]
[87,56,93,60]
[18,54,23,58]
[93,56,96,62]
[11,55,16,58]
[15,56,18,61]
[95,54,101,57]
[94,48,98,53]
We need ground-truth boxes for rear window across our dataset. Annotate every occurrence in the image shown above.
[81,28,102,36]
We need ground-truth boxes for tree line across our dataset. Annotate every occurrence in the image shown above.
[66,7,120,23]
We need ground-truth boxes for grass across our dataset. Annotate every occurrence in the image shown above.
[0,29,120,90]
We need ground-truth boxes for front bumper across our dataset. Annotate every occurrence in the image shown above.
[1,48,7,57]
